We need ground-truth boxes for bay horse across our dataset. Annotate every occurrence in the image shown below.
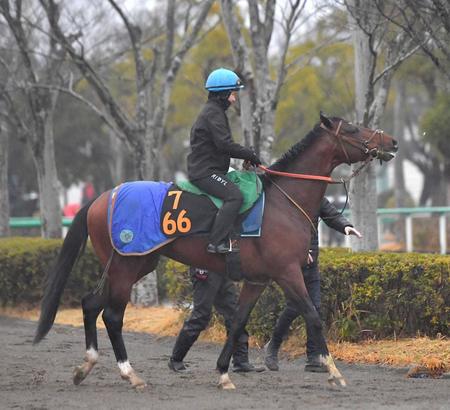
[33,113,397,390]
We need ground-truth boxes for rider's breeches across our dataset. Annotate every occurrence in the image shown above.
[192,173,243,246]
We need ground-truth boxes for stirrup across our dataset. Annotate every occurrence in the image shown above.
[207,239,239,254]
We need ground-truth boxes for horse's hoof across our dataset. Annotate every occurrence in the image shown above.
[133,382,147,391]
[328,375,347,387]
[128,372,147,390]
[73,366,87,385]
[218,373,236,390]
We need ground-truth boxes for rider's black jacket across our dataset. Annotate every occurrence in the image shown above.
[308,197,352,267]
[187,98,255,181]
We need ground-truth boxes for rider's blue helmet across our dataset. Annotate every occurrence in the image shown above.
[205,68,244,92]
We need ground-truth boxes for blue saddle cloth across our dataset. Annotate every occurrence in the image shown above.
[108,181,265,255]
[108,181,172,255]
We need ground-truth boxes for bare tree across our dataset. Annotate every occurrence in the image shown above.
[0,100,9,237]
[221,0,308,162]
[393,80,408,209]
[0,0,64,238]
[40,0,216,180]
[38,0,215,306]
[0,19,11,237]
[345,0,420,250]
[374,0,450,82]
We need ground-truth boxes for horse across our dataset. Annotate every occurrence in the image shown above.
[33,113,397,390]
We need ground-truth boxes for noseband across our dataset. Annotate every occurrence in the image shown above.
[320,121,385,165]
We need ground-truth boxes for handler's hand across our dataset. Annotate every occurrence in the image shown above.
[344,226,362,238]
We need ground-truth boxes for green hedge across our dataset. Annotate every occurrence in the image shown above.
[0,237,101,307]
[162,249,449,342]
[1,238,448,342]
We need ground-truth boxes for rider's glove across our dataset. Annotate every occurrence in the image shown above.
[248,153,262,167]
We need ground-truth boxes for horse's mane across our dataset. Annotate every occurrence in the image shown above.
[268,124,322,172]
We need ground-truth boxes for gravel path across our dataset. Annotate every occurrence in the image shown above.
[1,316,448,410]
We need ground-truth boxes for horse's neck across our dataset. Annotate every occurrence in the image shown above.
[269,143,336,220]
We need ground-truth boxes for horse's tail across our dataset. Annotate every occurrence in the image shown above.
[33,199,95,344]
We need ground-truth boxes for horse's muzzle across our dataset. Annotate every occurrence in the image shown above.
[375,140,398,162]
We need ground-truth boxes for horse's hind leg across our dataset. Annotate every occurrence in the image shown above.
[73,292,106,385]
[102,254,158,389]
[277,269,346,387]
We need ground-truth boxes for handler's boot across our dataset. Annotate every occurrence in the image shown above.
[168,357,188,373]
[304,355,328,373]
[264,339,281,371]
[232,361,265,373]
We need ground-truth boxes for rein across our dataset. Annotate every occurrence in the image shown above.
[259,160,371,185]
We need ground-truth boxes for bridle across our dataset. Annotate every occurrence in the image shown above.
[319,120,386,166]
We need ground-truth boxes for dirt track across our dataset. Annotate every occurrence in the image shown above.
[1,316,448,410]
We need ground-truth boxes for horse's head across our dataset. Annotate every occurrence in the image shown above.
[319,113,398,165]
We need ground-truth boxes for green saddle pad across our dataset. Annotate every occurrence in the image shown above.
[177,170,263,213]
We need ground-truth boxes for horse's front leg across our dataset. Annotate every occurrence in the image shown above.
[217,280,266,390]
[276,268,346,387]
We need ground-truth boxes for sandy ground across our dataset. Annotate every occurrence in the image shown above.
[3,306,448,372]
[1,316,449,410]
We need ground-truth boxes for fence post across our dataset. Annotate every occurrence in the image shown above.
[377,216,382,249]
[405,215,413,252]
[439,214,447,255]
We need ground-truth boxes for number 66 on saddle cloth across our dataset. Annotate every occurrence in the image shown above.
[108,173,264,256]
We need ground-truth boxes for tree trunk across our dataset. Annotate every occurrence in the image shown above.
[0,120,10,237]
[220,0,254,148]
[349,2,379,251]
[393,81,407,208]
[131,272,159,307]
[108,130,125,185]
[34,112,61,238]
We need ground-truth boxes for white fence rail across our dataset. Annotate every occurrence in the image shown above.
[320,207,450,254]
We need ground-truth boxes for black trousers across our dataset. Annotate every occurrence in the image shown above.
[192,173,243,246]
[270,264,321,358]
[170,269,249,364]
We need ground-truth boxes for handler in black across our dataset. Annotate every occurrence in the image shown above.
[187,68,261,254]
[168,267,265,373]
[265,197,361,372]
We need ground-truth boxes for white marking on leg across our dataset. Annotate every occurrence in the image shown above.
[73,346,98,385]
[218,373,236,390]
[321,354,347,387]
[118,360,133,376]
[86,347,98,364]
[118,360,146,389]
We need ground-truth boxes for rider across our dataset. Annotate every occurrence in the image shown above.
[264,197,362,372]
[187,68,261,254]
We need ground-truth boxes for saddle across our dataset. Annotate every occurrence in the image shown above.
[108,171,264,256]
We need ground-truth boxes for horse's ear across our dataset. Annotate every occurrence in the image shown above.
[320,111,333,129]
